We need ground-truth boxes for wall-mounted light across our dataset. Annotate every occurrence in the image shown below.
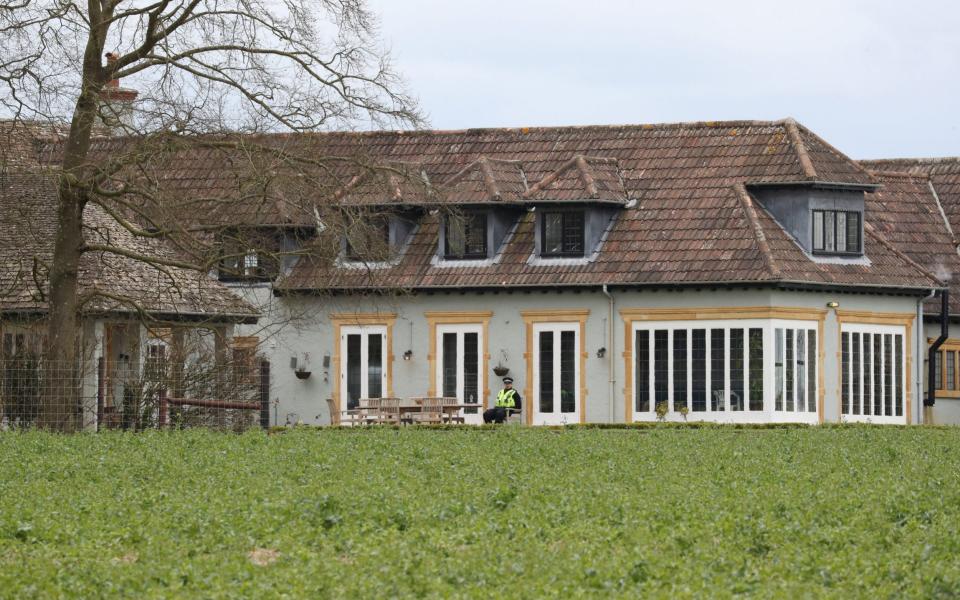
[826,301,839,309]
[403,349,413,361]
[596,347,606,358]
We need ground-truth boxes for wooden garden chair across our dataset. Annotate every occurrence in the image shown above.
[439,397,465,424]
[410,396,445,425]
[325,398,365,426]
[369,397,401,425]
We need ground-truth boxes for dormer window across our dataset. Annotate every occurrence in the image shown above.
[812,210,861,255]
[541,210,585,257]
[445,213,488,259]
[218,229,281,282]
[345,216,391,262]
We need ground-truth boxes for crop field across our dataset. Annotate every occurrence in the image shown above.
[2,427,960,598]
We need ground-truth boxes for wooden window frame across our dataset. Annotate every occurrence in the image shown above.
[540,210,585,258]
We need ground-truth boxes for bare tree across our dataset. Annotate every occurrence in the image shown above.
[0,0,422,429]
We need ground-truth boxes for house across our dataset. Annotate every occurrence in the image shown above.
[0,121,259,430]
[166,119,948,426]
[5,117,960,427]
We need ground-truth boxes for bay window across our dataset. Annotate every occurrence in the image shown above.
[632,319,818,423]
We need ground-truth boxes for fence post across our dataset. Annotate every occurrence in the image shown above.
[158,388,167,429]
[97,357,104,431]
[259,359,270,429]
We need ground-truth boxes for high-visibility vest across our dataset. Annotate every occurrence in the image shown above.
[496,389,516,408]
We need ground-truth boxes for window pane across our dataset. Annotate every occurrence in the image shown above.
[654,330,669,409]
[824,211,836,252]
[749,328,764,411]
[711,329,725,411]
[797,329,806,412]
[895,336,903,417]
[466,214,487,257]
[948,351,956,391]
[729,329,744,411]
[807,329,817,412]
[560,331,576,413]
[543,213,563,255]
[775,328,784,411]
[852,332,861,415]
[673,330,687,411]
[836,212,847,252]
[539,331,554,413]
[785,329,795,411]
[635,330,650,412]
[842,332,850,414]
[884,334,893,416]
[863,333,872,415]
[872,334,882,416]
[445,217,465,257]
[464,332,479,413]
[367,334,383,398]
[692,329,706,411]
[813,211,824,250]
[346,334,361,409]
[442,332,457,398]
[562,212,585,255]
[846,212,860,252]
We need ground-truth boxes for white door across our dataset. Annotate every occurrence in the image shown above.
[436,324,484,425]
[340,325,388,410]
[532,323,580,425]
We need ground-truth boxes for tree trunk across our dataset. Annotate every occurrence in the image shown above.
[39,182,85,431]
[40,75,101,430]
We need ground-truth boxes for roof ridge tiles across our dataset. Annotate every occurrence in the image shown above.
[866,169,931,180]
[793,121,876,184]
[782,119,818,179]
[732,184,780,279]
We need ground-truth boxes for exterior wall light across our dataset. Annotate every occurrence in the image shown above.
[596,347,606,358]
[403,349,413,361]
[826,301,840,309]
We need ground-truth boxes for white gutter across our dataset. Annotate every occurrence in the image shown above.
[602,284,616,422]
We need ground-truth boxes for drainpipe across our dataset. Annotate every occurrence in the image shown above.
[926,290,950,419]
[601,284,616,422]
[917,289,935,424]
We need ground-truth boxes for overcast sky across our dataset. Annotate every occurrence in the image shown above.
[368,0,960,159]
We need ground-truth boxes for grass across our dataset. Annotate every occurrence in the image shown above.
[1,426,960,598]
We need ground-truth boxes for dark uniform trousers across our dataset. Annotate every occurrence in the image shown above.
[484,389,522,424]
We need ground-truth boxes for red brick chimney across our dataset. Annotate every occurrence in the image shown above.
[99,52,138,132]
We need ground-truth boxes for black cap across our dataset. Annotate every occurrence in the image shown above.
[503,377,513,384]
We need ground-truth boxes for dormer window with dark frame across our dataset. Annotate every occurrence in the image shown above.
[218,229,281,282]
[541,210,585,257]
[345,216,391,262]
[444,212,488,259]
[812,209,861,255]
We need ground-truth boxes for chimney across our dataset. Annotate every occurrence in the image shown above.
[99,52,138,133]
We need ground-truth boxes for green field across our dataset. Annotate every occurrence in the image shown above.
[2,427,960,598]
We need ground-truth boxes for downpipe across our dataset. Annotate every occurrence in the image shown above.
[926,289,950,423]
[601,284,616,423]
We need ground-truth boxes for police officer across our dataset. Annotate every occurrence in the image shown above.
[484,377,522,424]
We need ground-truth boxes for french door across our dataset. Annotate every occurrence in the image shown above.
[532,323,580,425]
[340,325,387,410]
[436,324,483,425]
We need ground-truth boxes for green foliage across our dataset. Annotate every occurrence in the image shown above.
[1,428,960,597]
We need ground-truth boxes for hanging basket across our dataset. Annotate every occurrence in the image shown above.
[493,365,510,377]
[294,370,312,380]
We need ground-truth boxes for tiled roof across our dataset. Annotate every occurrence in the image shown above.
[0,173,257,320]
[17,117,942,294]
[859,167,960,315]
[860,157,960,235]
[270,119,936,292]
